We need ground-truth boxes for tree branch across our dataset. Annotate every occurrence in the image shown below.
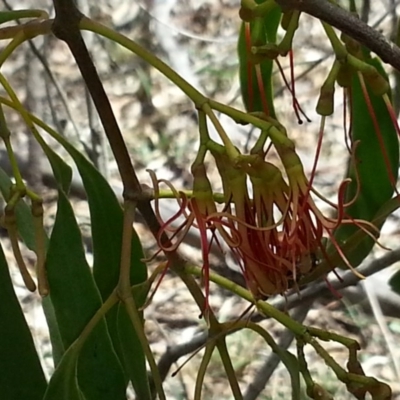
[275,0,400,71]
[51,0,141,200]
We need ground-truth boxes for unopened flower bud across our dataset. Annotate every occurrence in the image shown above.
[336,63,354,88]
[362,67,390,96]
[317,84,335,116]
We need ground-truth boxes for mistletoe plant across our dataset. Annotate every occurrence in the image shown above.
[0,1,399,399]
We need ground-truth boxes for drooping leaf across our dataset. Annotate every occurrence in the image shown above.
[0,161,65,367]
[42,295,65,367]
[24,136,73,367]
[66,146,147,297]
[8,102,150,397]
[0,242,47,399]
[43,344,86,400]
[52,136,149,396]
[333,56,399,268]
[117,281,152,400]
[45,190,125,400]
[34,134,72,193]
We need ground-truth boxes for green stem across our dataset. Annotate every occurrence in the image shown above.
[198,110,211,145]
[202,103,239,159]
[250,128,269,154]
[216,339,243,400]
[157,189,225,203]
[0,9,48,24]
[322,21,348,60]
[0,19,52,65]
[124,298,165,400]
[194,342,215,400]
[6,208,36,291]
[81,17,268,154]
[250,322,278,347]
[252,0,278,18]
[309,337,374,387]
[279,10,300,54]
[117,200,165,399]
[209,98,272,129]
[117,200,137,296]
[296,338,315,393]
[192,111,210,169]
[185,264,307,337]
[307,326,358,349]
[74,290,119,352]
[80,17,206,108]
[0,72,67,192]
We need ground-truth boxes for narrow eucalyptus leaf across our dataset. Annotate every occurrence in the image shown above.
[333,57,399,268]
[238,5,281,117]
[43,345,86,400]
[55,137,149,396]
[45,190,125,400]
[0,242,47,399]
[117,281,152,400]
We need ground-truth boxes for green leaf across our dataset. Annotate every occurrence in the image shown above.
[117,281,152,400]
[50,138,147,297]
[43,344,86,400]
[11,94,149,398]
[23,140,72,366]
[0,148,66,382]
[333,57,399,268]
[238,4,281,117]
[36,137,72,193]
[0,242,47,399]
[0,147,69,370]
[42,296,65,367]
[53,138,149,396]
[45,190,125,400]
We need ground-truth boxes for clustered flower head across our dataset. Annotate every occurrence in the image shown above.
[149,9,400,307]
[149,117,378,306]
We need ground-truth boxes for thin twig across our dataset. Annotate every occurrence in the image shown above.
[155,248,400,380]
[51,1,142,200]
[1,0,82,141]
[243,300,313,400]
